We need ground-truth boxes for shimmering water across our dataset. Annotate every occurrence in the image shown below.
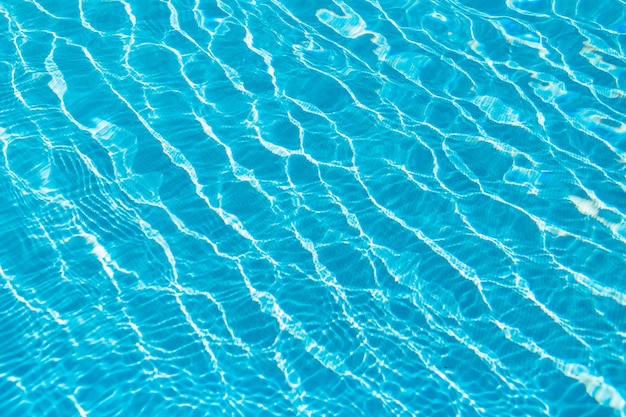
[1,0,625,416]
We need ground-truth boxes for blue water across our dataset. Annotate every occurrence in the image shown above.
[1,0,625,415]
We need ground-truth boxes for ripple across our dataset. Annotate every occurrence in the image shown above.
[1,0,625,416]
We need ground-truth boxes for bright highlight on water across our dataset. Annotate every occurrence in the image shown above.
[0,0,625,416]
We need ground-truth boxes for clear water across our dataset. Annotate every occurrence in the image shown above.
[1,0,625,416]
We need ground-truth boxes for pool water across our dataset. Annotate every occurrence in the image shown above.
[0,0,625,416]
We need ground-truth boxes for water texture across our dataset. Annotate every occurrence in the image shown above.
[1,0,625,415]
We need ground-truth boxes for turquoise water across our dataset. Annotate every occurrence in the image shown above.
[1,0,625,415]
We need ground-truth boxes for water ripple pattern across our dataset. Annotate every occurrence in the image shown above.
[1,0,625,416]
